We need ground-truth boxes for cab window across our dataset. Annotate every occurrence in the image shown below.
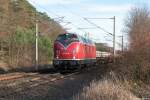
[56,33,79,47]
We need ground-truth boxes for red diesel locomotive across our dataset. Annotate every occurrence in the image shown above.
[53,33,96,70]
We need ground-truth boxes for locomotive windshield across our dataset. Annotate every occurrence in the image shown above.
[56,33,79,47]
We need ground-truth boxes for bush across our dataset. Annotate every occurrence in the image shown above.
[38,36,53,60]
[2,27,53,69]
[120,6,150,82]
[74,77,139,100]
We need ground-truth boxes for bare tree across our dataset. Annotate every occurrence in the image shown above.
[123,6,150,81]
[125,7,150,51]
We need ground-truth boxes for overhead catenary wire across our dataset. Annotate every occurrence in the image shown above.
[29,0,116,52]
[83,18,112,35]
[85,17,115,20]
[29,0,90,35]
[57,3,113,36]
[30,0,113,39]
[3,1,115,45]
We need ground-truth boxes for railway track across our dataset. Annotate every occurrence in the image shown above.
[0,69,80,98]
[0,65,99,99]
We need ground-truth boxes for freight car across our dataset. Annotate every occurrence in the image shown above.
[53,33,96,71]
[96,51,113,64]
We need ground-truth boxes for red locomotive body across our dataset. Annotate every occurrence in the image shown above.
[53,33,96,70]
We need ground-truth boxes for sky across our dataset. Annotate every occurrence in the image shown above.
[27,0,150,49]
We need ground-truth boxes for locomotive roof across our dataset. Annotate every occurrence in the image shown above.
[59,33,95,45]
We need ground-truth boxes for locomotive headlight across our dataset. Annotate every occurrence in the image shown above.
[73,56,75,59]
[56,56,59,59]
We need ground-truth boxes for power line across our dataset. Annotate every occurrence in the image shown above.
[83,18,112,35]
[30,0,112,38]
[85,17,114,20]
[78,27,97,29]
[29,0,88,35]
[85,16,116,62]
[29,0,116,56]
[57,3,113,35]
[70,23,87,34]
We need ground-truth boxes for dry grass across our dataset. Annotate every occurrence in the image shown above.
[74,73,139,100]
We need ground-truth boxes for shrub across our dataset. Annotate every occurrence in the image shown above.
[74,76,139,100]
[2,26,53,69]
[120,6,150,82]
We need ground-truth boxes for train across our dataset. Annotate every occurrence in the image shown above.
[96,51,113,64]
[53,33,96,71]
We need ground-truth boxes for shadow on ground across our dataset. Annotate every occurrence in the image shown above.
[0,64,59,74]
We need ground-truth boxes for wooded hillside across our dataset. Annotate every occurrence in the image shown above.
[0,0,65,71]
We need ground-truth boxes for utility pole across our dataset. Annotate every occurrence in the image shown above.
[113,16,116,63]
[84,16,116,63]
[35,20,39,71]
[121,35,124,54]
[118,35,124,54]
